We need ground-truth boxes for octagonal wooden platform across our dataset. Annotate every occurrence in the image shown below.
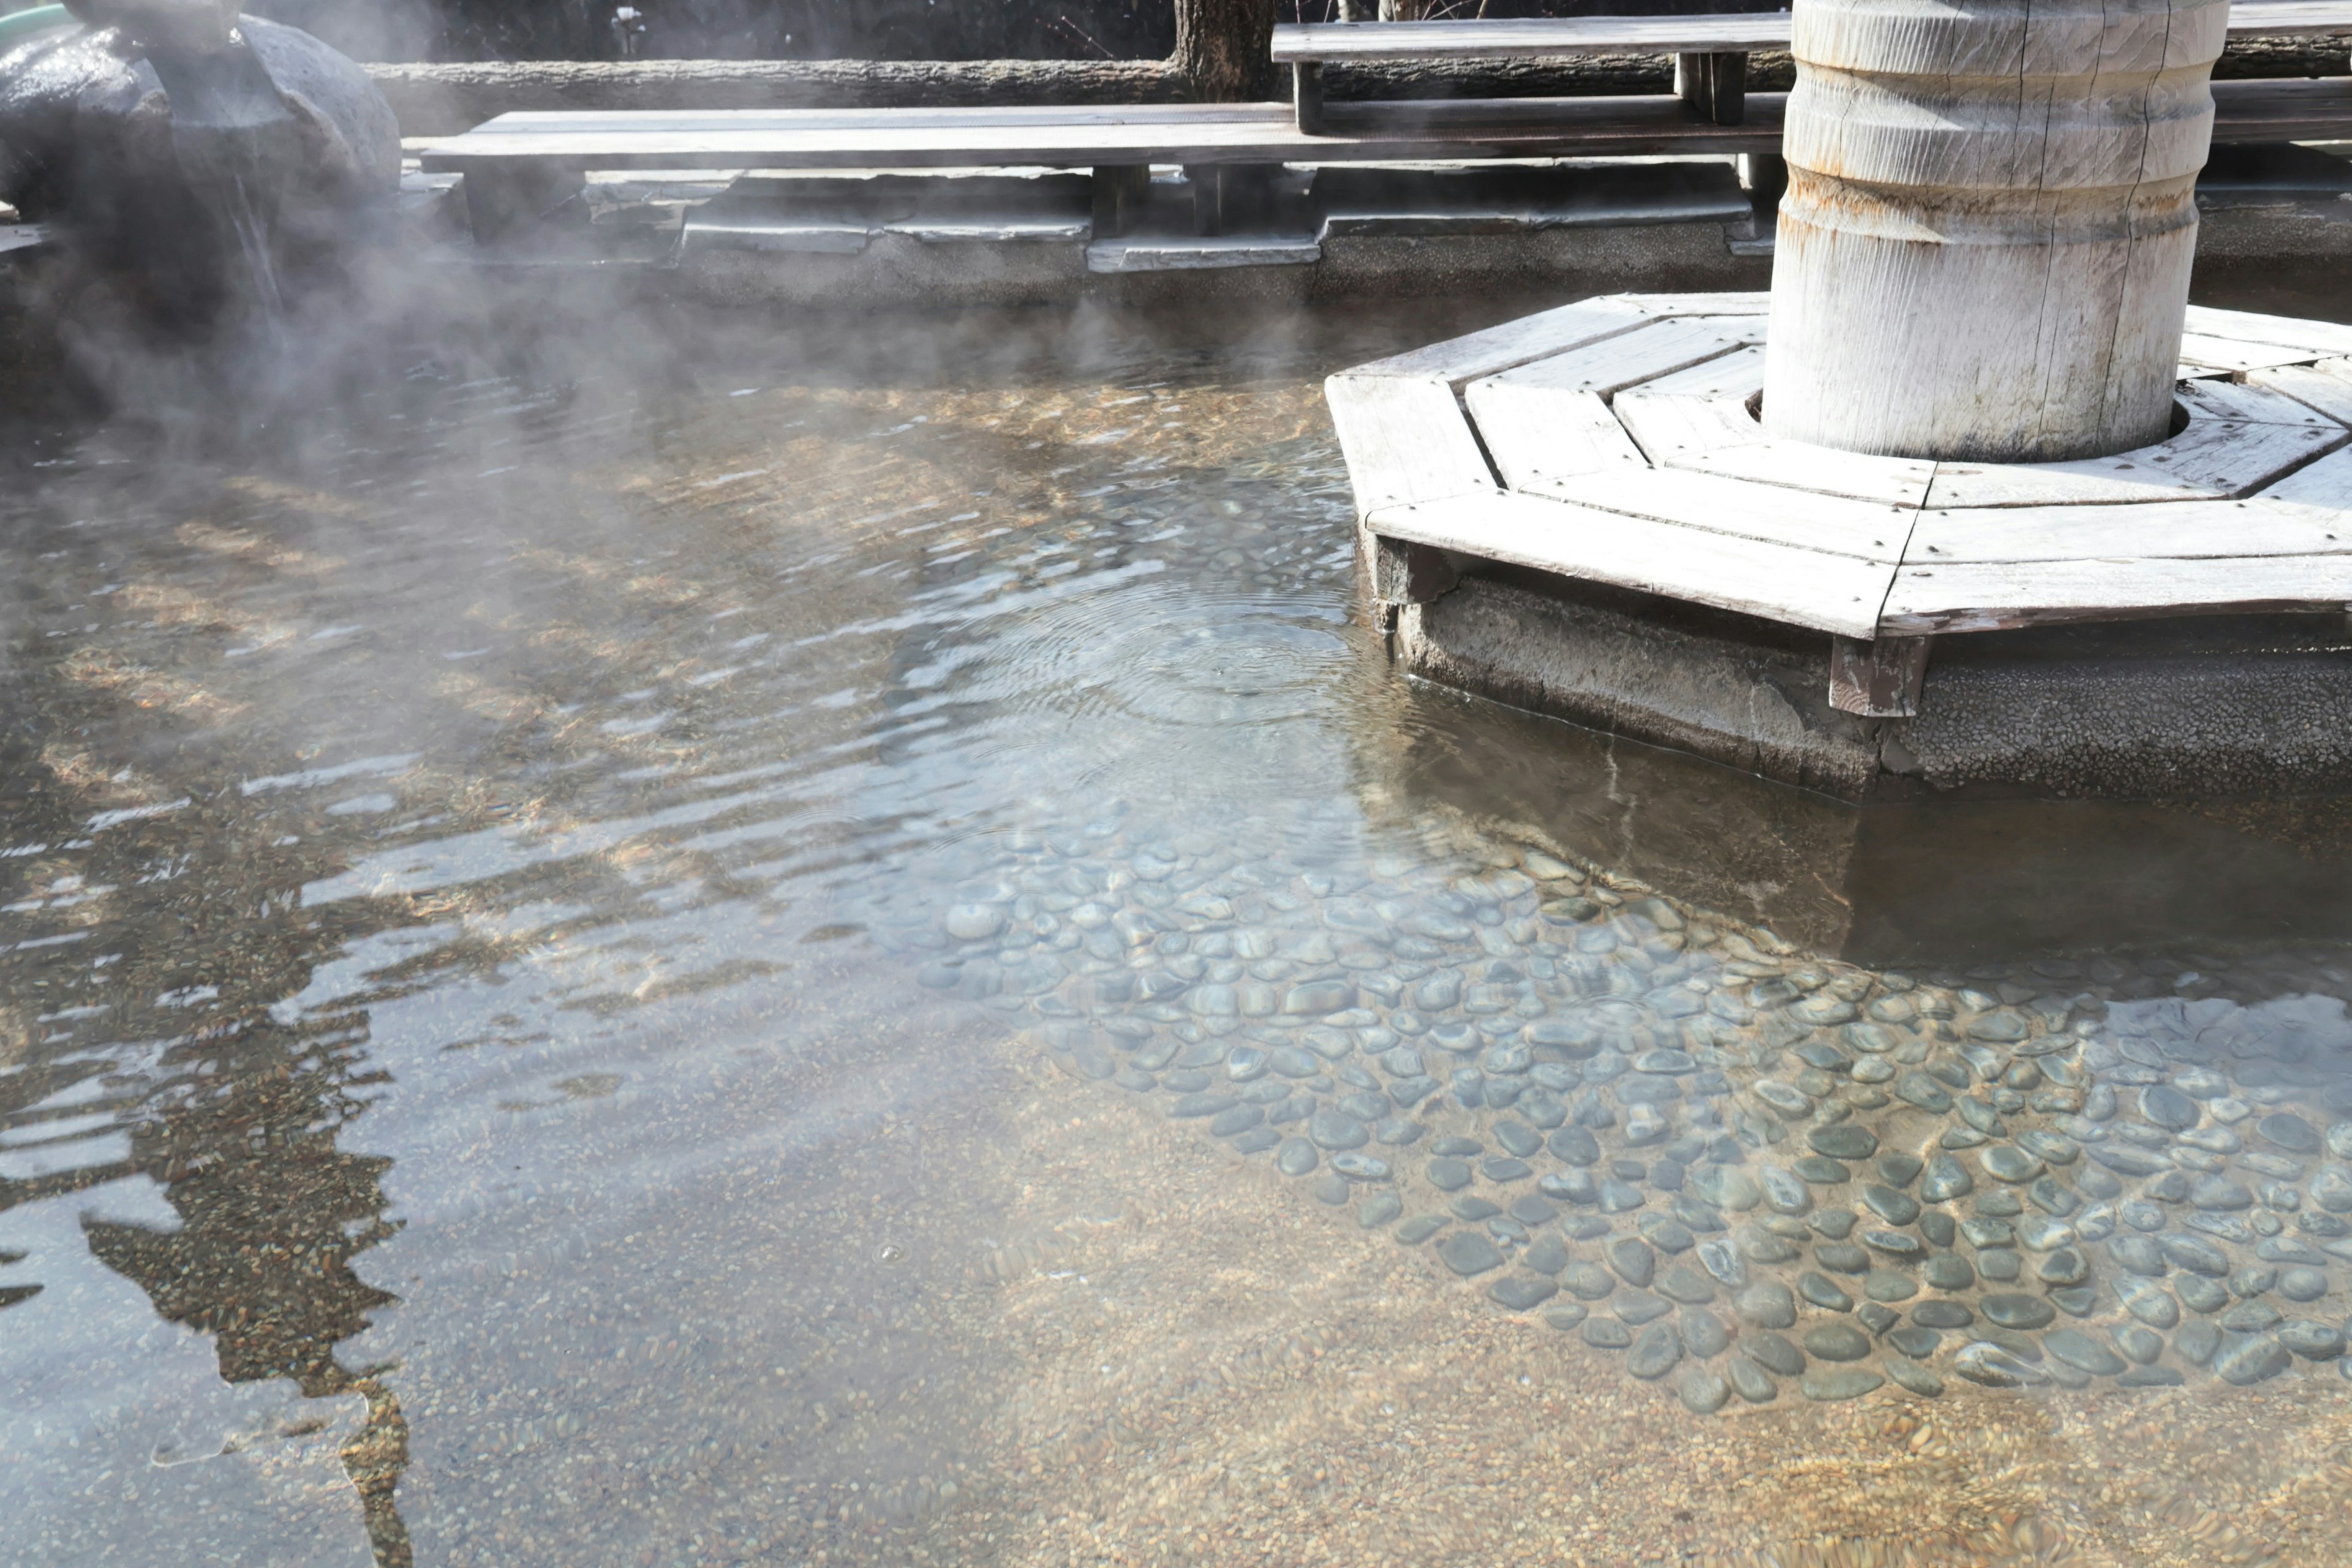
[1327,292,2352,655]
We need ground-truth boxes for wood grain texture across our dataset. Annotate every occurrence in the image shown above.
[1367,490,1897,637]
[2184,304,2352,357]
[1461,381,1648,488]
[1351,294,1651,386]
[1515,467,1915,560]
[1907,497,2352,561]
[1765,0,2227,462]
[1673,437,1936,506]
[2247,358,2352,425]
[1921,416,2346,507]
[1881,555,2352,633]
[1324,373,1496,523]
[1477,316,1757,398]
[1613,390,1770,464]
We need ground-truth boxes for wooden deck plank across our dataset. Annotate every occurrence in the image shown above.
[1907,497,2352,564]
[1325,373,1496,522]
[1367,490,1896,638]
[1463,380,1649,488]
[1673,438,1937,507]
[1614,292,1770,318]
[1273,4,2352,63]
[1880,555,2352,635]
[2182,304,2352,359]
[1613,390,1766,463]
[2177,333,2332,374]
[1516,467,1915,561]
[2247,358,2352,426]
[2177,377,2342,427]
[2258,443,2352,507]
[1481,315,1757,398]
[1921,417,2346,507]
[1630,342,1766,399]
[1351,295,1652,385]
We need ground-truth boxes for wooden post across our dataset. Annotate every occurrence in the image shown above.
[1764,0,2228,462]
[1091,164,1151,237]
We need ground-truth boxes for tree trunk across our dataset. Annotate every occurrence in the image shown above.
[1763,0,2227,462]
[1175,0,1274,101]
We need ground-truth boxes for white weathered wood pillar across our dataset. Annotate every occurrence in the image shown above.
[1763,0,2228,462]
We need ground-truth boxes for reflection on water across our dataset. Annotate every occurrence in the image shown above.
[3,293,2352,1567]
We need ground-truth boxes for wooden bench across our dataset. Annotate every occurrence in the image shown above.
[419,6,2352,245]
[1272,2,2352,133]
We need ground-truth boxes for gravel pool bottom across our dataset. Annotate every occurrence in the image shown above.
[4,295,2352,1568]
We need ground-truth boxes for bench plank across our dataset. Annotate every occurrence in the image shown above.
[1325,374,1497,522]
[1275,2,2352,63]
[1369,489,1896,638]
[1880,555,2352,635]
[419,75,2352,175]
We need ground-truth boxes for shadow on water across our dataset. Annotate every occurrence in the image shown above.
[1378,680,2352,967]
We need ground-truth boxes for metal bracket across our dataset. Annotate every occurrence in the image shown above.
[1829,635,1932,718]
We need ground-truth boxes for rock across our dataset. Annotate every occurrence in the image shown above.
[2037,1247,2090,1286]
[2157,1235,2230,1276]
[1888,1326,1942,1359]
[1982,1293,2057,1330]
[1802,1368,1885,1401]
[2258,1112,2321,1154]
[1981,1146,2046,1183]
[1583,1317,1632,1349]
[1425,1157,1471,1191]
[2044,1328,2127,1375]
[2214,1333,2293,1385]
[1913,1300,1976,1329]
[1815,1242,1869,1275]
[1799,1273,1855,1311]
[1856,1301,1900,1335]
[1613,1291,1673,1326]
[2109,1235,2167,1276]
[1678,1366,1732,1414]
[1795,1156,1852,1186]
[1436,1230,1506,1277]
[1735,1281,1799,1329]
[945,903,1006,940]
[1760,1167,1813,1215]
[1810,1125,1879,1161]
[1276,1137,1319,1176]
[1727,1357,1779,1403]
[2139,1085,2199,1131]
[1923,1254,1975,1291]
[2220,1300,2284,1334]
[1396,1215,1447,1245]
[1316,1174,1351,1205]
[1490,1274,1558,1310]
[2113,1323,2165,1364]
[1627,1322,1683,1380]
[1743,1331,1807,1377]
[1680,1306,1732,1358]
[2116,1276,2180,1329]
[2090,1145,2168,1178]
[2278,1265,2329,1302]
[1920,1153,1975,1203]
[2174,1319,2223,1364]
[1283,981,1357,1016]
[1804,1322,1872,1362]
[1953,1343,2044,1387]
[2119,1365,2186,1387]
[2280,1321,2347,1360]
[1697,1238,1747,1289]
[1562,1262,1616,1300]
[1977,1248,2022,1282]
[1862,1185,1923,1226]
[2177,1274,2231,1314]
[2190,1176,2254,1212]
[1358,1194,1404,1228]
[1332,1152,1392,1180]
[1885,1357,1944,1397]
[1656,1264,1717,1305]
[1608,1237,1657,1289]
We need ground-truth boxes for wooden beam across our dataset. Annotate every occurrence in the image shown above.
[1090,164,1151,238]
[1828,636,1931,718]
[1675,51,1746,126]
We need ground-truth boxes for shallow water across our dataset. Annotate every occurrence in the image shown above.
[6,291,2352,1568]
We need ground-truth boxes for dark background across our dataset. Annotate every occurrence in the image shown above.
[243,0,1763,62]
